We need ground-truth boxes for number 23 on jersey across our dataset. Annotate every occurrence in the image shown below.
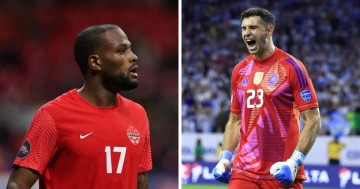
[246,89,264,108]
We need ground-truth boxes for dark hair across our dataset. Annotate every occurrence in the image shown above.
[241,7,275,27]
[74,24,119,75]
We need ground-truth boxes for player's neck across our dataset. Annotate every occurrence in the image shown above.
[77,84,118,107]
[254,43,275,60]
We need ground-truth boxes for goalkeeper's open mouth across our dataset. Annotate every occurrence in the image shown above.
[246,38,257,52]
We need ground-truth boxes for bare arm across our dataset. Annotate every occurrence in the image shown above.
[7,167,39,189]
[297,108,322,155]
[137,172,149,189]
[222,112,241,152]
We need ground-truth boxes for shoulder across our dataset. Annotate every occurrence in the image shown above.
[39,90,77,118]
[277,50,312,89]
[118,95,146,114]
[232,55,253,74]
[277,49,307,71]
[42,90,74,108]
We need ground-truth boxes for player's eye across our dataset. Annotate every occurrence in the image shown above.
[118,48,126,54]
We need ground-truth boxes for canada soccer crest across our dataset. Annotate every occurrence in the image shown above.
[127,126,140,145]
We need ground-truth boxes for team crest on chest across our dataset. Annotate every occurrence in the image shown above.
[253,72,264,85]
[268,72,278,86]
[127,126,140,145]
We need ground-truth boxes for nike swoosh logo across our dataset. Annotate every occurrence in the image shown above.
[80,132,94,139]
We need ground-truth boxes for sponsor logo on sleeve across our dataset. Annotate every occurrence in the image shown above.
[300,90,311,102]
[17,140,31,158]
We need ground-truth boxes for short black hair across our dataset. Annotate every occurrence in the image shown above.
[241,7,275,27]
[74,24,119,75]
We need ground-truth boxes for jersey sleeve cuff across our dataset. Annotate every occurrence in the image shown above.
[298,103,318,112]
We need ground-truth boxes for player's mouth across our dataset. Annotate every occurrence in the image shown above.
[246,38,257,52]
[129,66,138,79]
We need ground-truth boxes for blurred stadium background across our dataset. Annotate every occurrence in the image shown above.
[0,0,178,188]
[181,0,360,189]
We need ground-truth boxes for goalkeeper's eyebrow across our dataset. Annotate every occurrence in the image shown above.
[241,24,258,31]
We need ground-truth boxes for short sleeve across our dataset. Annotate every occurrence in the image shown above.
[13,108,58,174]
[287,58,318,111]
[230,64,242,114]
[137,115,152,173]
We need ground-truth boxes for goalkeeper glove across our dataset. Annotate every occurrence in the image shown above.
[270,150,305,185]
[212,150,232,183]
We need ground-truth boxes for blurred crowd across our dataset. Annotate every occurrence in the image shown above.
[0,0,178,188]
[182,0,360,136]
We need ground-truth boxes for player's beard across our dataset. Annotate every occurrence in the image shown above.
[102,71,138,93]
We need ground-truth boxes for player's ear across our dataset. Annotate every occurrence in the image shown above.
[267,25,274,38]
[88,55,102,71]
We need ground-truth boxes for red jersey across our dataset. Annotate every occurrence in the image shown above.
[230,48,318,180]
[14,89,152,189]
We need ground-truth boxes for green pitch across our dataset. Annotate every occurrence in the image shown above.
[182,184,336,189]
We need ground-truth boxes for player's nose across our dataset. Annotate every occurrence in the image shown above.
[130,51,138,63]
